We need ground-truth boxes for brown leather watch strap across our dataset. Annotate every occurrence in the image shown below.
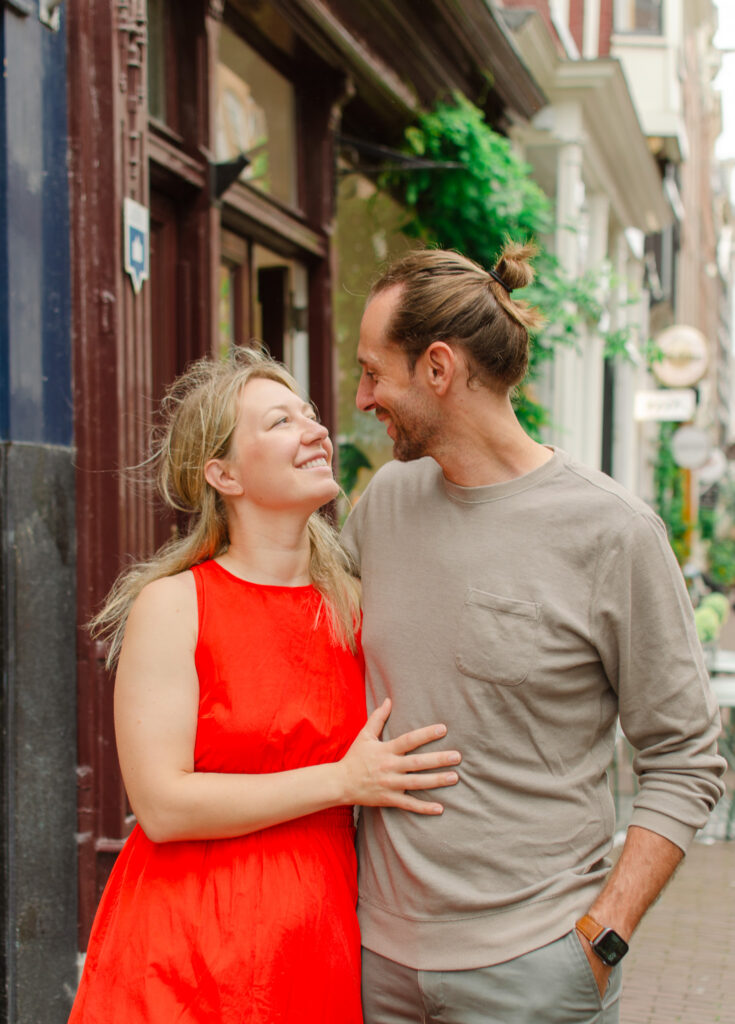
[575,914,605,944]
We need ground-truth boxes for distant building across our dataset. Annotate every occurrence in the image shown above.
[500,0,733,508]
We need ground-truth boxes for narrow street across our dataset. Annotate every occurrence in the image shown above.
[615,722,735,1024]
[621,835,735,1024]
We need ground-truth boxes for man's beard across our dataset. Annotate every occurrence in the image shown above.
[379,402,440,462]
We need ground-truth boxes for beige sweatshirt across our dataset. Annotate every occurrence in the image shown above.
[342,449,725,970]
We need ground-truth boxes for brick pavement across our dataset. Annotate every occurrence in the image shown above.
[619,838,735,1024]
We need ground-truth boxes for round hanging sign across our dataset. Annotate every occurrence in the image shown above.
[671,426,712,469]
[653,325,708,388]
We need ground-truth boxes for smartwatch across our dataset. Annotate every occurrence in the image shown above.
[575,914,629,966]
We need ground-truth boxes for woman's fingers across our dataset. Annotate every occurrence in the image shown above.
[397,750,462,774]
[388,794,446,815]
[362,698,392,739]
[388,723,449,755]
[340,704,462,811]
[400,769,460,791]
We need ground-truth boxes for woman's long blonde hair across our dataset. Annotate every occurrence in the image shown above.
[92,347,360,666]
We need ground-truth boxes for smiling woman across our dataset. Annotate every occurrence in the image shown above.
[68,347,461,1024]
[207,377,339,522]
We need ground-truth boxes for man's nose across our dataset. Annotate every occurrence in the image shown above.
[356,374,374,412]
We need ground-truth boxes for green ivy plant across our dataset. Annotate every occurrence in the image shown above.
[696,473,735,586]
[653,422,689,564]
[706,539,735,588]
[383,93,643,438]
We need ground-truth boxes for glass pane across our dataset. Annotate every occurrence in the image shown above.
[218,263,236,360]
[634,0,662,32]
[252,244,309,391]
[614,0,662,33]
[216,27,297,207]
[147,0,167,121]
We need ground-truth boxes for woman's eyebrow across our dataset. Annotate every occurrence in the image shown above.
[264,402,315,415]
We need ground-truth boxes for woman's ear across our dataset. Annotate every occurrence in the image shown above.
[204,457,243,497]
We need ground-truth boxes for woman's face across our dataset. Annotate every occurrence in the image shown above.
[223,376,339,513]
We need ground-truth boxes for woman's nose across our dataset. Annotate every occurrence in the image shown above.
[303,417,328,442]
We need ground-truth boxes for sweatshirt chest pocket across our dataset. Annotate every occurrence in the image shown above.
[456,589,541,686]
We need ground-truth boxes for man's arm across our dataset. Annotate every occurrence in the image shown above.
[578,825,683,994]
[585,513,726,993]
[593,513,725,844]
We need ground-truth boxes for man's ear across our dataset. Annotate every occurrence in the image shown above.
[423,342,457,396]
[204,457,243,497]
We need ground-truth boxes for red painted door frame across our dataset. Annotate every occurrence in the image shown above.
[68,0,339,948]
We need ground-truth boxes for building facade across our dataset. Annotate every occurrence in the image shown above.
[504,2,672,489]
[501,0,733,509]
[0,2,545,1018]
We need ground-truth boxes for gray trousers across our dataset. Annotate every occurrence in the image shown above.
[362,931,622,1024]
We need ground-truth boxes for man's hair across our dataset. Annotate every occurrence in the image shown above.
[368,242,545,390]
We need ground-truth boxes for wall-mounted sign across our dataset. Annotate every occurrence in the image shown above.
[123,198,149,294]
[652,325,708,388]
[633,388,696,422]
[698,448,727,488]
[671,426,712,469]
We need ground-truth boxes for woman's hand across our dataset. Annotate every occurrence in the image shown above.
[115,581,460,841]
[339,698,461,814]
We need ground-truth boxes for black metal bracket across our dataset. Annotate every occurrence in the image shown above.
[337,133,462,177]
[210,153,251,201]
[4,0,32,16]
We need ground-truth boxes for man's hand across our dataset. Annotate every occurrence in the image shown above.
[575,931,612,998]
[578,823,684,992]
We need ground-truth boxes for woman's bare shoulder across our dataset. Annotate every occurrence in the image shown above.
[127,571,198,635]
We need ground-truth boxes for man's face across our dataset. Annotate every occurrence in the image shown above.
[356,285,441,462]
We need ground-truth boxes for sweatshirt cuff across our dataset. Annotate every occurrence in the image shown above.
[627,808,697,854]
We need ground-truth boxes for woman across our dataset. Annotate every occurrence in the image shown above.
[69,349,461,1024]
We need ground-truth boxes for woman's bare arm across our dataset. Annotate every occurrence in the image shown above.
[114,574,461,843]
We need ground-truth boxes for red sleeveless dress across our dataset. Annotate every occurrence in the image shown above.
[69,560,366,1024]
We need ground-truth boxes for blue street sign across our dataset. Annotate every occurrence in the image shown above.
[123,198,150,294]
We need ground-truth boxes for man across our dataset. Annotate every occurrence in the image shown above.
[342,244,726,1024]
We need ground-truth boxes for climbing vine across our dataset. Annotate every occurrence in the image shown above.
[653,422,689,564]
[383,93,642,437]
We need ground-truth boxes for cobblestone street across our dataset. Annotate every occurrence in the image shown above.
[620,835,735,1023]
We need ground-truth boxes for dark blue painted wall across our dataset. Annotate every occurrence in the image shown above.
[0,0,72,445]
[0,4,77,1022]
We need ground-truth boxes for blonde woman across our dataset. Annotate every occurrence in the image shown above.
[68,349,461,1024]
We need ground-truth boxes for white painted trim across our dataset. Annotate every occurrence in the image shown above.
[583,0,601,58]
[550,0,581,59]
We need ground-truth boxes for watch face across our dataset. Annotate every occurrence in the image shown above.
[594,929,629,966]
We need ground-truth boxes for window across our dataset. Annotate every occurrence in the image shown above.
[217,27,298,208]
[218,233,310,394]
[614,0,663,34]
[147,0,169,123]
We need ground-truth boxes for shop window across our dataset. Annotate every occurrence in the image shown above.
[217,26,298,208]
[218,232,308,390]
[219,231,250,358]
[148,0,166,121]
[253,245,309,393]
[147,0,200,139]
[614,0,663,34]
[219,263,238,357]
